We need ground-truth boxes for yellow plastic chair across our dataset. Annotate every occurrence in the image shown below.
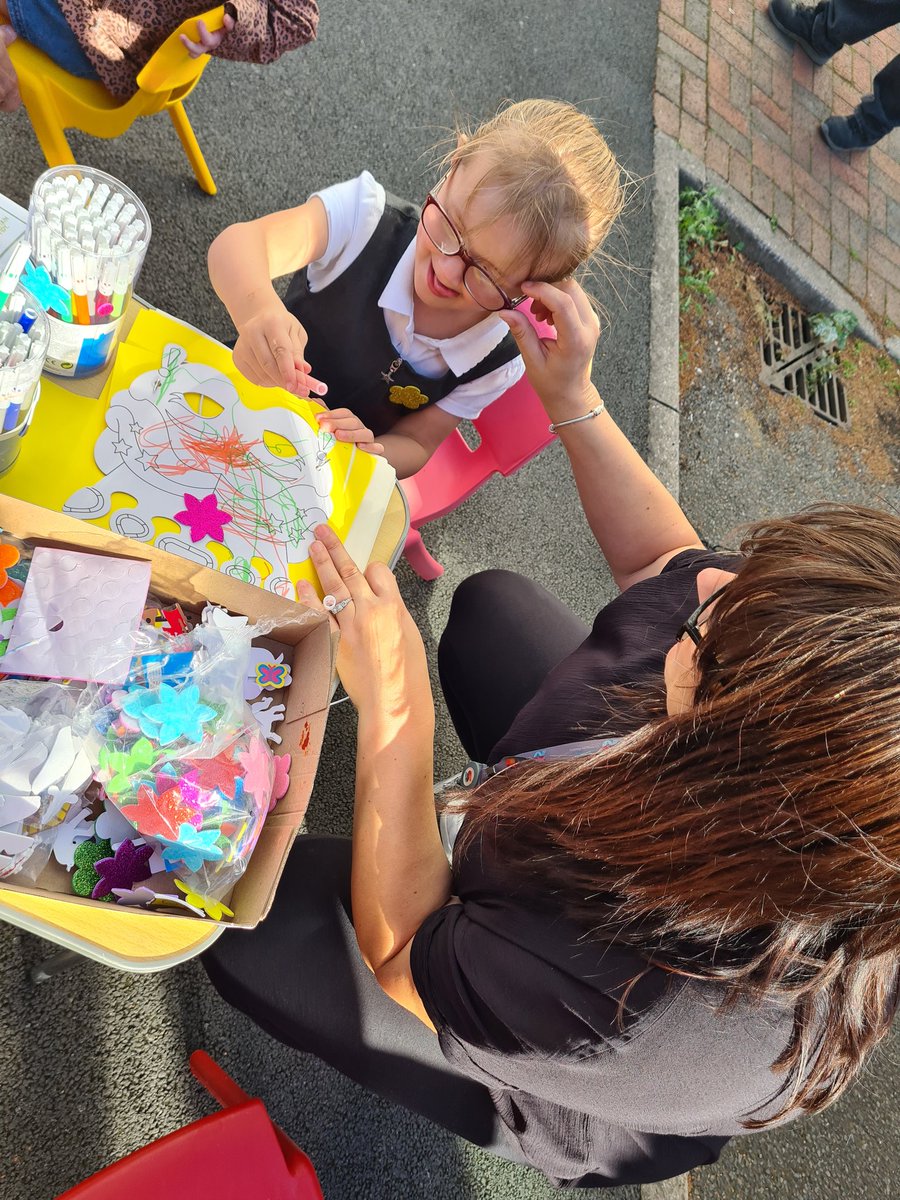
[6,6,224,194]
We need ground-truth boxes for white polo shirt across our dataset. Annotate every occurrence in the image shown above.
[308,172,525,421]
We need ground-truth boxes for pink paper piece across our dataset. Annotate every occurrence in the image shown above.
[174,493,233,544]
[1,548,151,684]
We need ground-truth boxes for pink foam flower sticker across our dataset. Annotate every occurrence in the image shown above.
[174,493,233,544]
[271,753,291,810]
[237,739,274,811]
[91,838,154,900]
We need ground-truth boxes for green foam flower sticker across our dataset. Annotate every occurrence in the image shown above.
[71,838,115,900]
[98,737,156,796]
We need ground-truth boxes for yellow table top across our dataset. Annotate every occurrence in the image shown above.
[0,301,409,969]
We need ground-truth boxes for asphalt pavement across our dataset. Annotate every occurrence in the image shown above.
[0,2,656,1197]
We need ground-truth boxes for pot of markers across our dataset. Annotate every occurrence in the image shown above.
[0,283,49,476]
[24,165,151,379]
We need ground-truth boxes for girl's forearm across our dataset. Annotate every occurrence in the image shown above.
[351,705,451,972]
[378,432,431,479]
[557,386,699,588]
[208,223,282,329]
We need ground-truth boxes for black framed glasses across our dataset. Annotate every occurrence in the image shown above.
[421,186,526,313]
[677,587,728,648]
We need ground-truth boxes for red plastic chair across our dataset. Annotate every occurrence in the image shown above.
[55,1051,324,1200]
[400,302,556,579]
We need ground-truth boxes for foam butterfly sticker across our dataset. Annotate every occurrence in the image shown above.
[91,839,154,900]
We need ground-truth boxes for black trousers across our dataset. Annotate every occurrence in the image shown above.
[202,573,589,1167]
[816,0,900,126]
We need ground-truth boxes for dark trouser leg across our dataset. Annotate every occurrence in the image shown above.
[201,836,524,1159]
[867,50,900,127]
[437,569,591,763]
[824,0,900,46]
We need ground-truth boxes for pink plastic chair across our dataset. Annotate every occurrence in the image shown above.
[401,302,556,579]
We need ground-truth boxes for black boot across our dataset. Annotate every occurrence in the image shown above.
[821,99,892,151]
[767,0,842,66]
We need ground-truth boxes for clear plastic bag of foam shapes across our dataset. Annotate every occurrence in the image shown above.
[87,610,276,902]
[0,680,94,881]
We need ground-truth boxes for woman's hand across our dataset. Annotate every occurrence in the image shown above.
[298,525,431,717]
[499,279,600,422]
[232,302,328,398]
[180,13,235,57]
[315,408,385,457]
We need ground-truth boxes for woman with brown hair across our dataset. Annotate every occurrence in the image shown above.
[203,277,900,1189]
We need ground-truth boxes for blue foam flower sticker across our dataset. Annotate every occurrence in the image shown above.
[158,823,224,872]
[141,684,216,746]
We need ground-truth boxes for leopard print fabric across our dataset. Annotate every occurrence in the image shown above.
[54,0,318,97]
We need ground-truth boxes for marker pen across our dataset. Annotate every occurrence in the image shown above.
[63,215,79,245]
[15,308,37,335]
[35,220,53,271]
[96,227,112,255]
[116,202,137,231]
[87,182,110,217]
[3,393,23,432]
[117,226,139,255]
[0,322,14,347]
[46,206,63,236]
[111,253,134,318]
[96,255,116,318]
[73,176,94,207]
[63,172,78,195]
[85,253,99,319]
[6,334,30,368]
[0,345,9,368]
[0,242,30,310]
[71,249,89,324]
[102,192,125,224]
[54,243,75,322]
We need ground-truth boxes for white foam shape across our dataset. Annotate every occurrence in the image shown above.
[94,798,139,848]
[0,705,31,739]
[0,829,34,876]
[51,805,94,869]
[60,744,93,795]
[63,342,336,583]
[0,735,51,795]
[0,792,40,828]
[249,696,285,744]
[43,787,78,826]
[202,605,248,631]
[30,725,78,793]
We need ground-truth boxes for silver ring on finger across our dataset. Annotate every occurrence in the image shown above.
[323,594,353,615]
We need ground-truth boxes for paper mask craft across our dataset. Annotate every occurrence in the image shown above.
[52,310,395,597]
[1,549,151,683]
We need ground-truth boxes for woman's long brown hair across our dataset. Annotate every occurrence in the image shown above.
[454,504,900,1127]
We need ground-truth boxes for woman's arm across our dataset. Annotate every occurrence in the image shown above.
[500,281,702,591]
[299,526,450,1026]
[208,198,329,395]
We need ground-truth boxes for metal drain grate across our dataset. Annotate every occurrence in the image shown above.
[759,302,850,429]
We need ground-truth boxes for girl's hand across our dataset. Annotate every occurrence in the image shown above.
[298,525,431,716]
[499,279,600,421]
[315,408,385,457]
[180,14,236,57]
[232,302,328,398]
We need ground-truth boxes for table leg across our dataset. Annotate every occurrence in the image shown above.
[30,947,83,983]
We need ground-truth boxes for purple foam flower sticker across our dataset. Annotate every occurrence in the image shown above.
[158,822,224,872]
[174,493,233,544]
[91,838,154,900]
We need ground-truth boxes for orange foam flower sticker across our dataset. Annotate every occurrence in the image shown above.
[0,544,21,607]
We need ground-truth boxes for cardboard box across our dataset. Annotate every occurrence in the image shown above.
[0,493,336,928]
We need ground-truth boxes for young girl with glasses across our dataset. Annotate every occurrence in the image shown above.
[207,99,623,477]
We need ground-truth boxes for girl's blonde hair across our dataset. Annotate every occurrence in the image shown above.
[441,99,624,281]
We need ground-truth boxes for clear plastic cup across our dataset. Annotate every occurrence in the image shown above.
[0,283,49,475]
[26,165,151,379]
